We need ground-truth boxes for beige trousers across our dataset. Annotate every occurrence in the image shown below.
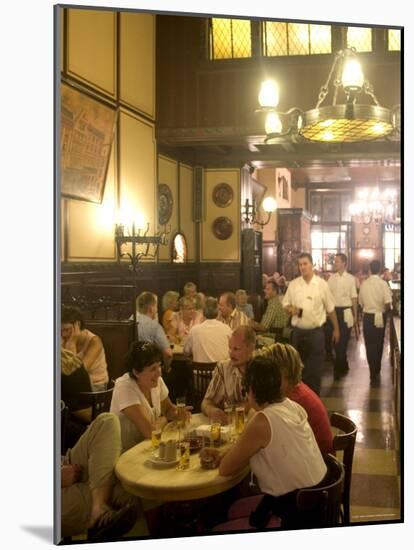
[61,412,134,537]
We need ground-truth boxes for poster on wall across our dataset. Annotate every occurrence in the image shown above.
[60,82,117,203]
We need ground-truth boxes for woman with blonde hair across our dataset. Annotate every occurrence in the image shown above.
[257,342,334,456]
[167,296,202,344]
[161,291,180,334]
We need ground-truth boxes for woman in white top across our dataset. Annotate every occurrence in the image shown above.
[200,356,327,529]
[110,341,191,451]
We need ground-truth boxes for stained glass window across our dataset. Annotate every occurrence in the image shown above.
[210,18,252,60]
[388,29,401,51]
[346,26,372,53]
[263,21,331,57]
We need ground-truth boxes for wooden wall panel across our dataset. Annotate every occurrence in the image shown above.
[120,12,155,118]
[179,163,196,262]
[67,9,116,97]
[201,169,240,262]
[158,156,178,262]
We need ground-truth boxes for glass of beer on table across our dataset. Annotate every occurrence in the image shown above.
[177,440,190,470]
[235,406,245,435]
[151,419,162,451]
[176,396,187,429]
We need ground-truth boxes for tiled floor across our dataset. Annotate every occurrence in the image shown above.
[320,330,401,523]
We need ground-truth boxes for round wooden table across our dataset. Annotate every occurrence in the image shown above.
[115,415,249,501]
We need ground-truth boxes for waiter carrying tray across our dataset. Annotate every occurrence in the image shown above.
[328,253,360,380]
[282,253,340,395]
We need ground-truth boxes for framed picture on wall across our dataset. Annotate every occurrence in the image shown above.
[60,82,117,203]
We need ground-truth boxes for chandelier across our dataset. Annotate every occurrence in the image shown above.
[257,47,399,143]
[349,187,399,225]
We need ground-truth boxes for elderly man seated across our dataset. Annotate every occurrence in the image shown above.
[201,326,256,424]
[184,297,232,363]
[217,291,249,331]
[256,342,334,456]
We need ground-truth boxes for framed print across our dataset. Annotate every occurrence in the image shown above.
[60,82,117,203]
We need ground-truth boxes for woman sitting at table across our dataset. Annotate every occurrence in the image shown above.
[110,341,191,451]
[167,296,202,344]
[61,305,109,392]
[161,290,180,334]
[200,356,327,530]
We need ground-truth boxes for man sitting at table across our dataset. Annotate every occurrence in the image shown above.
[217,292,249,331]
[184,297,232,363]
[201,326,256,424]
[249,280,289,345]
[134,291,172,370]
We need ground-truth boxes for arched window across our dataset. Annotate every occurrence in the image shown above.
[172,233,188,263]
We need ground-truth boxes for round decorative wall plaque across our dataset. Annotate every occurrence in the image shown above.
[212,182,234,208]
[158,183,173,225]
[212,216,233,240]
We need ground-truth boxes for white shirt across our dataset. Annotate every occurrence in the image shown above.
[359,275,393,314]
[328,271,358,307]
[250,399,327,497]
[110,373,169,451]
[184,319,231,363]
[282,275,336,329]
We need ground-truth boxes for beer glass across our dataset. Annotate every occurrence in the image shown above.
[235,406,245,435]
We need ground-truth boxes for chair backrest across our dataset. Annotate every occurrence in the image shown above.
[79,386,114,421]
[330,412,357,525]
[189,362,217,413]
[296,454,345,528]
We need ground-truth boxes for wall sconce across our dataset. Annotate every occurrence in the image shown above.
[115,220,169,272]
[242,196,277,227]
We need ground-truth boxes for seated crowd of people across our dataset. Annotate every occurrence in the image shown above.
[60,279,337,540]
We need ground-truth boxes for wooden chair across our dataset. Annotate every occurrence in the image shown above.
[330,412,358,525]
[79,385,114,421]
[189,362,216,413]
[295,453,345,529]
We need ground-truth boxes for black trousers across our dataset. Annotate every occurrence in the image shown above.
[333,307,352,375]
[363,313,386,379]
[291,327,325,395]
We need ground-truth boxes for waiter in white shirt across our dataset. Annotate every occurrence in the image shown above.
[328,253,360,380]
[282,253,340,395]
[358,260,392,386]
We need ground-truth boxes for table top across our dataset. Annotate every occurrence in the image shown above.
[115,414,248,501]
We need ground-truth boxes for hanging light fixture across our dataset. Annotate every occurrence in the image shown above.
[348,187,399,225]
[257,48,399,143]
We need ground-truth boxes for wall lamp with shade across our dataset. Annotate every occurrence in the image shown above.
[242,195,278,227]
[115,217,169,272]
[257,48,399,143]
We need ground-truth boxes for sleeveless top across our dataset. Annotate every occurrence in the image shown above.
[250,398,327,497]
[78,329,109,387]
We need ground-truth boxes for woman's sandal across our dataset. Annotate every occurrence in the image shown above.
[87,503,138,541]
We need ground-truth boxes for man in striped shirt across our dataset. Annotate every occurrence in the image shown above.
[201,326,256,424]
[217,292,249,331]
